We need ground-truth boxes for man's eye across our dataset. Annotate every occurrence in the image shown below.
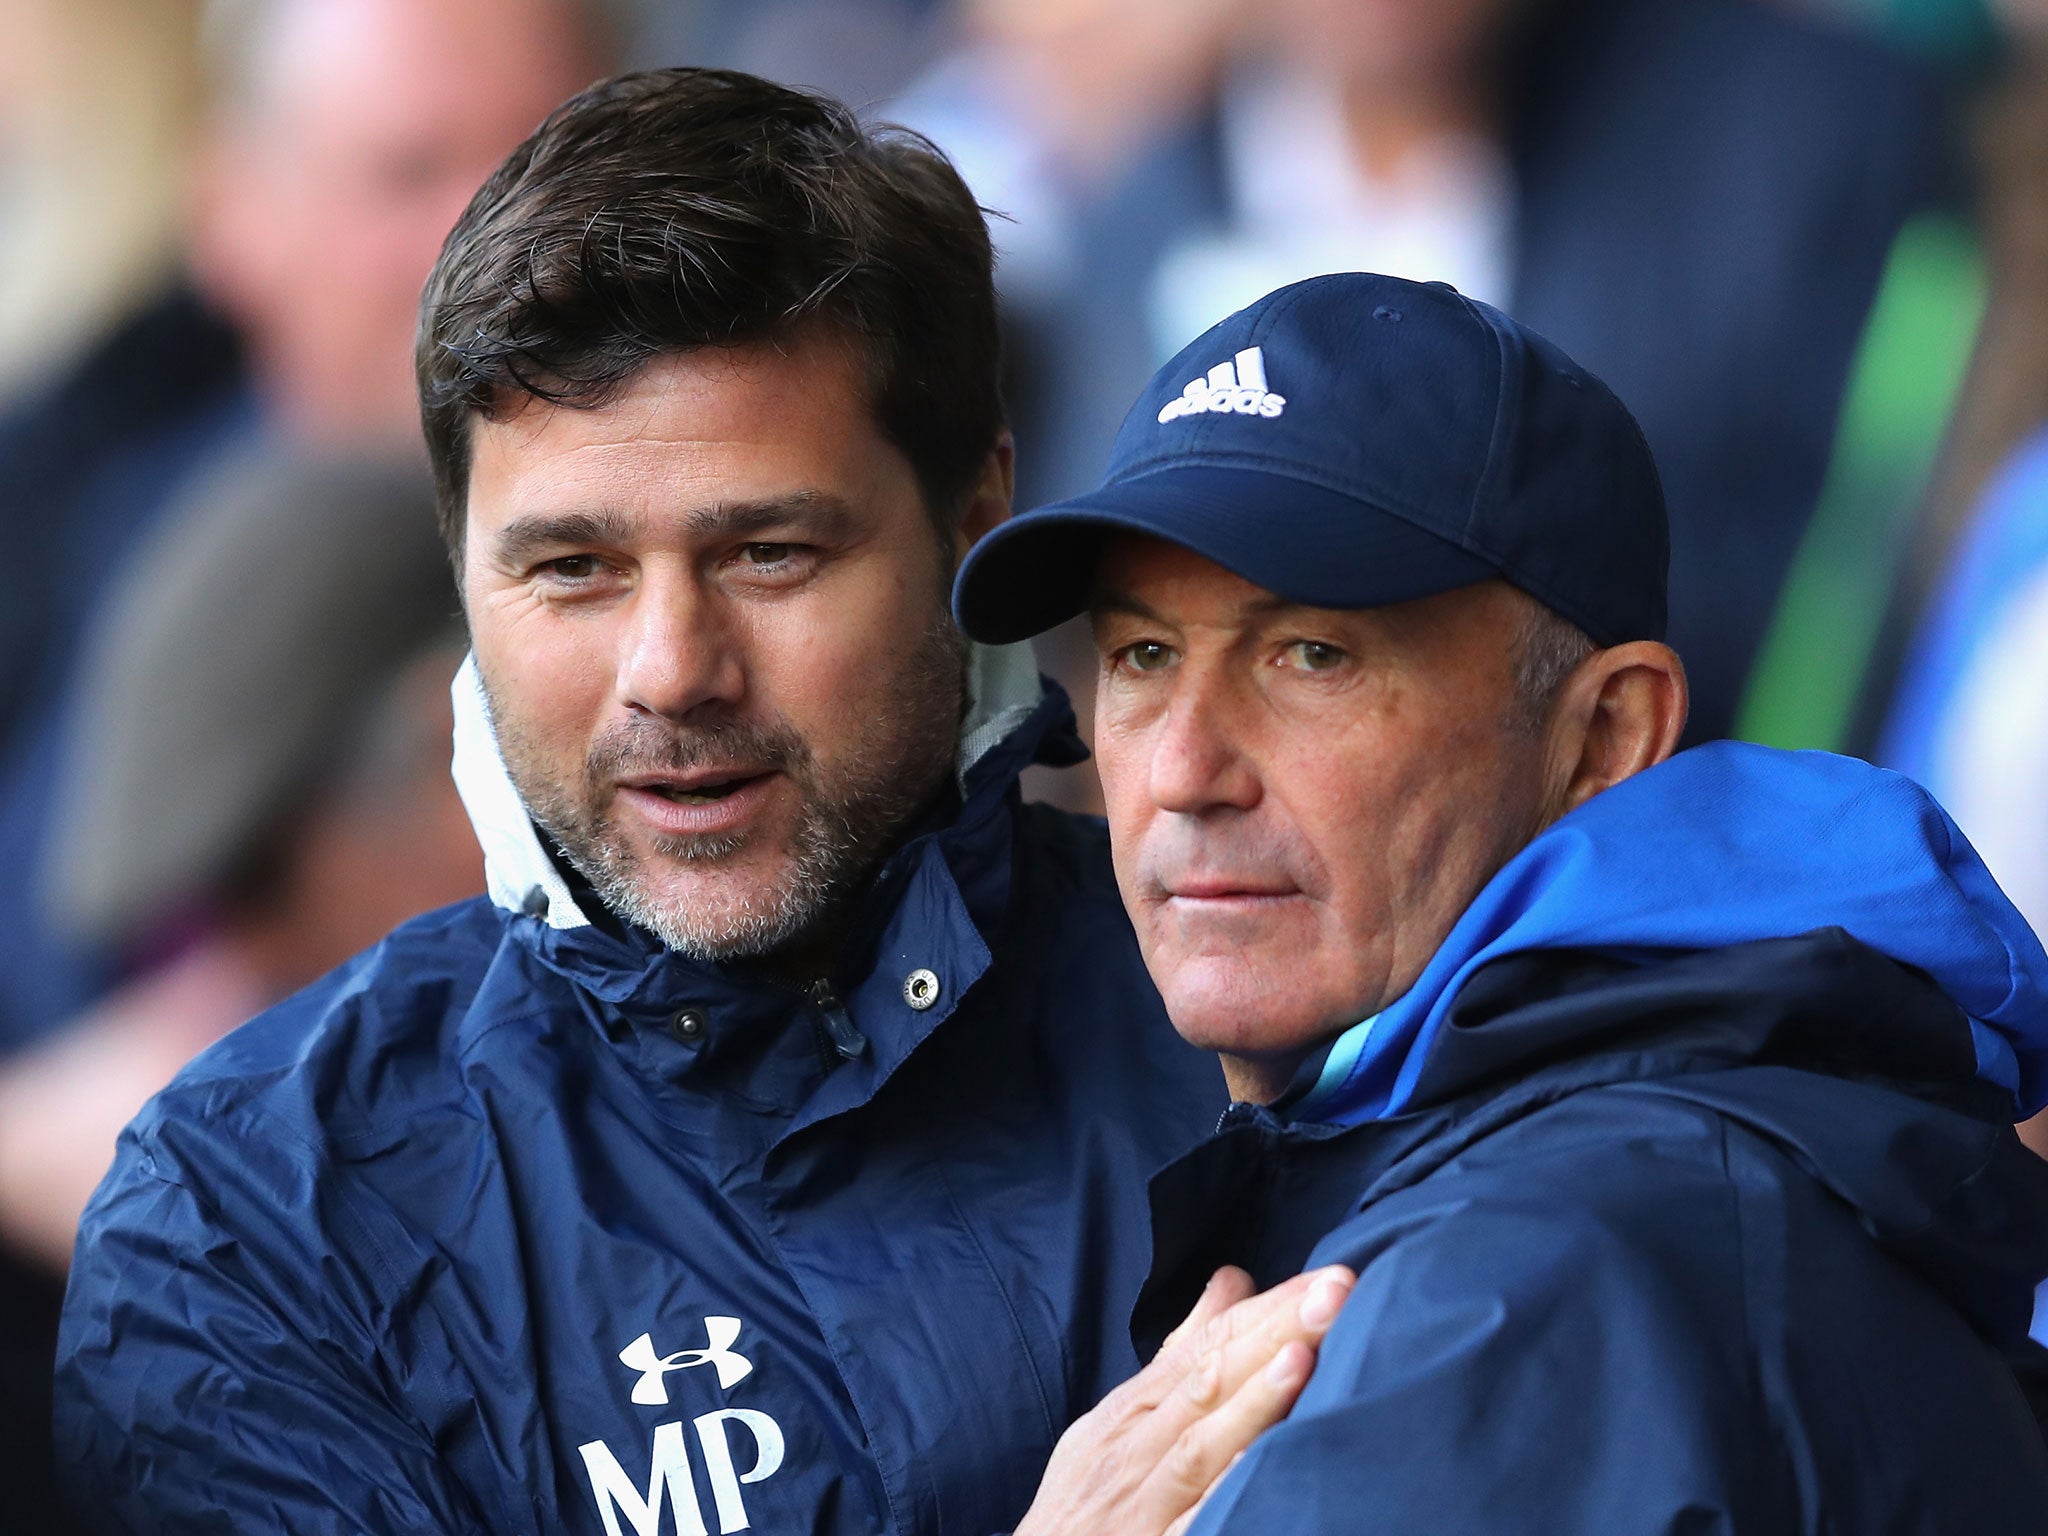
[1283,640,1346,672]
[742,543,794,565]
[541,555,602,580]
[1116,641,1177,674]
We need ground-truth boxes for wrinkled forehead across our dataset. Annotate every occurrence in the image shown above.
[464,343,898,512]
[1089,532,1516,638]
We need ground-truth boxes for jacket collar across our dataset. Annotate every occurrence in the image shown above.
[1288,741,2048,1127]
[448,640,1050,933]
[1137,933,2048,1361]
[444,645,1085,1122]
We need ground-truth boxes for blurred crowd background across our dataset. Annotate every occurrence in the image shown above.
[1,0,2043,1521]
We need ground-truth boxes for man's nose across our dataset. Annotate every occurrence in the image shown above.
[1147,671,1261,815]
[613,571,747,722]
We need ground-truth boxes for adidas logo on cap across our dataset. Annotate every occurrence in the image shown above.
[1157,346,1287,424]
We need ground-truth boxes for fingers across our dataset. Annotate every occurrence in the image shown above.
[1089,1264,1354,1490]
[1158,1267,1256,1359]
[1160,1451,1243,1536]
[1147,1265,1352,1431]
[1149,1341,1314,1533]
[1014,1265,1356,1536]
[1114,1269,1351,1482]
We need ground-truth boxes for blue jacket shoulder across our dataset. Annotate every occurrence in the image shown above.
[1190,1080,2048,1534]
[131,894,508,1154]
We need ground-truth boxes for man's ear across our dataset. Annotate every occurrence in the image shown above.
[953,433,1015,562]
[1544,641,1689,820]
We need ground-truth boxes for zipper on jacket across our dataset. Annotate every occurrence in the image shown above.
[808,980,869,1060]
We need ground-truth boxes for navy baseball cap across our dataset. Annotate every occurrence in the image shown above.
[954,273,1667,648]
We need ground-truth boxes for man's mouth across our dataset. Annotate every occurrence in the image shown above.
[638,773,770,805]
[613,767,782,824]
[1164,877,1301,901]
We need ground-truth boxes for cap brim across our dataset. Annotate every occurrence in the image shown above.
[954,465,1502,644]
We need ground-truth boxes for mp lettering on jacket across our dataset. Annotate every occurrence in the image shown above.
[579,1317,786,1536]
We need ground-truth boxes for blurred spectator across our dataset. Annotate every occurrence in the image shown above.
[0,452,478,1273]
[0,0,205,402]
[0,0,610,1051]
[896,0,1242,307]
[0,8,605,1515]
[1906,0,2048,548]
[1880,433,2048,935]
[0,0,238,766]
[0,454,477,1524]
[1018,0,1957,757]
[1879,1,2048,1025]
[688,0,943,110]
[190,0,612,443]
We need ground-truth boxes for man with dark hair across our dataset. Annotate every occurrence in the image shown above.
[415,66,1001,551]
[56,69,1344,1536]
[957,272,2048,1531]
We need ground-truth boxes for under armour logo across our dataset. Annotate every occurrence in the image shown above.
[619,1319,754,1405]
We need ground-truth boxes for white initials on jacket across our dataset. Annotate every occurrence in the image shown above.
[580,1319,786,1536]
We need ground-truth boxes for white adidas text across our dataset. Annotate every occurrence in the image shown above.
[1157,346,1286,423]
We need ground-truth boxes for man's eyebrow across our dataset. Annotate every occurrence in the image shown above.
[678,491,860,542]
[492,507,640,565]
[491,493,860,565]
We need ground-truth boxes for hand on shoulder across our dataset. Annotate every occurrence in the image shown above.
[1014,1263,1355,1536]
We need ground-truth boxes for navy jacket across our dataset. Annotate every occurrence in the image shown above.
[1137,743,2048,1533]
[55,647,1226,1535]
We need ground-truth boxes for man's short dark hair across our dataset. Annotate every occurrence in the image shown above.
[416,67,1003,552]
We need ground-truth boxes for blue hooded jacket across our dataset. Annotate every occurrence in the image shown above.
[54,647,1227,1536]
[1136,743,2048,1534]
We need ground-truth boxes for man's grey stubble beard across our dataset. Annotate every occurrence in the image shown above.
[484,611,967,962]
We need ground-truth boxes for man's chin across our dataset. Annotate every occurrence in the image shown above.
[1154,953,1370,1058]
[605,853,820,953]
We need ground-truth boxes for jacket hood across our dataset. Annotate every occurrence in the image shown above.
[1293,741,2048,1126]
[447,640,1050,934]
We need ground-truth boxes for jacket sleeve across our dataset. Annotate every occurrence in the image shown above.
[1184,1175,1797,1535]
[55,1122,491,1535]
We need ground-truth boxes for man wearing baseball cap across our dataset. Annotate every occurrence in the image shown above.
[957,273,2048,1531]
